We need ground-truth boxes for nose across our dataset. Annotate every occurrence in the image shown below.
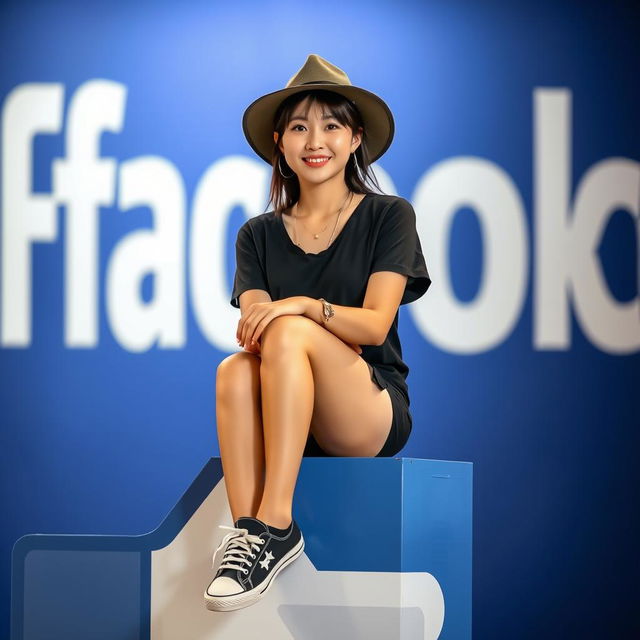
[305,124,324,150]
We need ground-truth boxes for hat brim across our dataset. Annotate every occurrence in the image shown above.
[242,84,395,165]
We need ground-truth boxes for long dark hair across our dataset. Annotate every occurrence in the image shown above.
[266,89,386,217]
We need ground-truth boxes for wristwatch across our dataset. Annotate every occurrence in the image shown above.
[318,298,335,323]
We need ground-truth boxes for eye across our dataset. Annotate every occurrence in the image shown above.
[290,123,340,131]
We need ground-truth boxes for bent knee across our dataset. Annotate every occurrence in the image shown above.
[261,315,316,352]
[216,351,260,396]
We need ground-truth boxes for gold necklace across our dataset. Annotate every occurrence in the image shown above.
[294,191,353,249]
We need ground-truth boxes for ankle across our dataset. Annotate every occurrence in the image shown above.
[255,512,292,530]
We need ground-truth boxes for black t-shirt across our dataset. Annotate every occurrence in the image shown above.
[230,192,431,405]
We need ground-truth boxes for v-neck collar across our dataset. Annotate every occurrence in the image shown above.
[278,193,370,258]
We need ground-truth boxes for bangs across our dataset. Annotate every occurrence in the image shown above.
[278,90,354,130]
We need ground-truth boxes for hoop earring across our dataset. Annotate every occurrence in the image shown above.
[278,156,295,179]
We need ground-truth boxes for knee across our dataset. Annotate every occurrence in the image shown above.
[260,315,315,355]
[216,351,260,402]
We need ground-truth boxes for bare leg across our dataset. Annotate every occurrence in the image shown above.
[255,315,393,530]
[255,328,314,529]
[215,352,266,523]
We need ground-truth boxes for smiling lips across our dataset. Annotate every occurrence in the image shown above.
[302,156,331,167]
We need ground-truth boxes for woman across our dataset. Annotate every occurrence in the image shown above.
[205,54,431,612]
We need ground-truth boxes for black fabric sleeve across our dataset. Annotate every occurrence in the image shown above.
[370,197,432,305]
[230,221,270,308]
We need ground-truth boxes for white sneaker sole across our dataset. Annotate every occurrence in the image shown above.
[204,535,305,612]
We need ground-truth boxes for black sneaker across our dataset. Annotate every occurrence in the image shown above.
[204,516,305,611]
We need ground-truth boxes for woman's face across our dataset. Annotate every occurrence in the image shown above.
[275,96,361,186]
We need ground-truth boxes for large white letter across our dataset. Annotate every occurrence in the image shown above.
[1,83,63,346]
[53,79,126,347]
[190,155,269,352]
[412,157,529,353]
[571,159,640,353]
[106,157,186,352]
[534,88,640,353]
[534,88,573,350]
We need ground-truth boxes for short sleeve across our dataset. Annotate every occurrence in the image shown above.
[230,221,269,308]
[370,197,431,305]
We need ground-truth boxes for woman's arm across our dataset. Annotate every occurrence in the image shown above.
[238,289,272,355]
[239,289,272,316]
[302,271,408,346]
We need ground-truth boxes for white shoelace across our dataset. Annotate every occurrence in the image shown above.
[211,525,265,573]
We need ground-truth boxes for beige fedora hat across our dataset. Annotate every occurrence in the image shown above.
[242,54,395,165]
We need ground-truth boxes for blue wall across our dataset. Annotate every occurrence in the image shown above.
[1,0,638,637]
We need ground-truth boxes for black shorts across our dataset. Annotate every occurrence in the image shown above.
[303,362,412,458]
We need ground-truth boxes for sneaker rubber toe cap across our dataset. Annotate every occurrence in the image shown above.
[207,576,243,597]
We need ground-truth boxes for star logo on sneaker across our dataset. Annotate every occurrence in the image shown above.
[259,551,275,570]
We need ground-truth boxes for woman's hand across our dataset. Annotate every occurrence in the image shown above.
[242,340,262,356]
[237,297,308,350]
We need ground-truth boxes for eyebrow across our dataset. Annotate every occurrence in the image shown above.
[289,114,337,122]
